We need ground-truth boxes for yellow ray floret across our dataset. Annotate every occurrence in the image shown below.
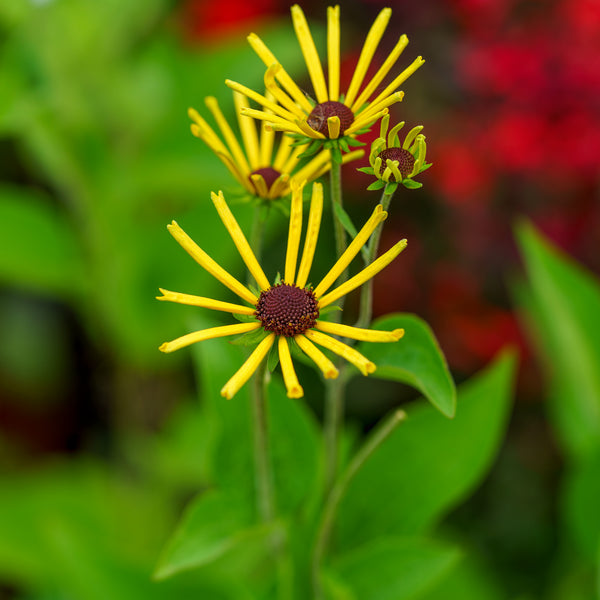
[221,334,276,399]
[295,182,323,288]
[157,288,255,315]
[160,322,260,354]
[278,337,304,398]
[285,180,305,283]
[315,320,405,342]
[295,334,339,379]
[305,329,376,376]
[167,221,257,305]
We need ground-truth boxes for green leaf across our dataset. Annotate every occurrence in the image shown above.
[325,537,461,600]
[0,186,85,298]
[153,490,261,580]
[401,178,423,190]
[367,179,386,191]
[334,351,516,551]
[516,221,600,459]
[563,448,600,561]
[357,314,456,417]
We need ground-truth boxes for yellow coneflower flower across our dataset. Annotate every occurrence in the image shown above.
[158,182,407,399]
[225,5,424,143]
[359,113,431,192]
[189,91,363,200]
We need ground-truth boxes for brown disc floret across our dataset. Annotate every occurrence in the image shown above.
[255,283,319,337]
[377,148,415,180]
[307,101,354,137]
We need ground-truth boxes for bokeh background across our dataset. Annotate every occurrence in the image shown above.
[1,0,600,598]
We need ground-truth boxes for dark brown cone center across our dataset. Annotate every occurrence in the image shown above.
[307,101,354,137]
[377,148,415,180]
[255,283,319,337]
[250,167,281,191]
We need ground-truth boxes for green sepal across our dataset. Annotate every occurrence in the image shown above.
[338,137,350,153]
[330,144,343,164]
[346,136,366,147]
[384,181,399,195]
[318,304,343,317]
[419,162,433,173]
[232,312,257,323]
[402,179,423,190]
[297,139,324,159]
[248,282,263,297]
[356,167,375,174]
[267,342,280,372]
[230,328,269,346]
[274,272,282,285]
[367,179,386,191]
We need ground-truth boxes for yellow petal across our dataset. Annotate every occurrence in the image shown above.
[291,4,328,103]
[344,8,392,107]
[318,239,408,308]
[327,115,341,139]
[273,133,295,170]
[211,191,271,290]
[285,180,304,283]
[267,174,290,200]
[350,34,409,112]
[305,329,375,376]
[327,5,340,101]
[159,322,260,353]
[346,107,390,136]
[221,333,275,399]
[278,337,304,398]
[188,107,229,156]
[259,118,275,166]
[167,220,257,305]
[402,125,424,150]
[315,320,404,342]
[157,288,256,314]
[215,151,255,193]
[247,33,313,113]
[239,107,305,136]
[295,334,339,379]
[264,63,305,118]
[388,121,407,148]
[233,92,260,171]
[302,149,365,182]
[205,96,251,177]
[355,91,404,126]
[296,118,327,139]
[295,182,323,288]
[225,80,299,123]
[367,56,425,111]
[250,173,270,198]
[314,204,387,298]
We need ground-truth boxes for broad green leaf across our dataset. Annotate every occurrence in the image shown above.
[0,186,85,298]
[562,448,600,561]
[516,221,600,459]
[153,490,259,580]
[325,537,460,600]
[358,314,456,418]
[334,351,516,551]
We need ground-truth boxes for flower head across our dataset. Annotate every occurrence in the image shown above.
[158,182,407,399]
[225,5,424,145]
[359,114,431,192]
[189,91,362,200]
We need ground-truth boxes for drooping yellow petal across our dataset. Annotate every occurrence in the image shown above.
[205,97,251,177]
[297,118,327,139]
[366,56,425,111]
[157,288,256,314]
[313,204,387,298]
[264,63,305,118]
[295,334,339,379]
[295,182,323,288]
[221,333,275,399]
[188,108,230,156]
[344,8,392,107]
[167,221,257,305]
[318,238,408,308]
[226,80,299,124]
[233,92,260,171]
[327,115,341,139]
[159,322,260,354]
[247,33,313,113]
[239,107,305,136]
[291,4,328,103]
[350,34,409,112]
[327,5,340,101]
[278,337,304,398]
[315,320,404,342]
[285,180,304,283]
[211,191,271,291]
[215,151,255,193]
[305,329,375,376]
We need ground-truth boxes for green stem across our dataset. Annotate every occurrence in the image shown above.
[324,162,348,495]
[355,188,395,330]
[251,359,275,524]
[312,410,407,597]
